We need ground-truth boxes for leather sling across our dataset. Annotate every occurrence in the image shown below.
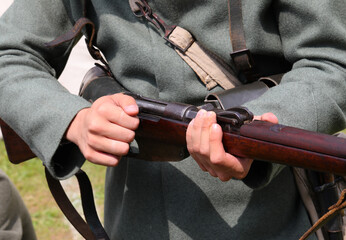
[45,168,109,240]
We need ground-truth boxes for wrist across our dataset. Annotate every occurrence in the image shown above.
[65,108,89,145]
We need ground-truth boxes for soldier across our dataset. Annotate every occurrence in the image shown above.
[0,0,345,239]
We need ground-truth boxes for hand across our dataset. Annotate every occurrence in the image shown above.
[186,110,278,182]
[65,93,139,166]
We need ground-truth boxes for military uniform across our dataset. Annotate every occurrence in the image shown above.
[0,0,345,239]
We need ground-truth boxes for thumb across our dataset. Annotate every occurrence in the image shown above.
[111,93,139,116]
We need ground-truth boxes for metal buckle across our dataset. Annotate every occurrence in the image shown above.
[230,48,254,70]
[133,0,176,39]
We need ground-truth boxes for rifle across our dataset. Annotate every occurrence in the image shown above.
[0,118,35,163]
[122,93,346,176]
[77,71,346,176]
[1,70,345,240]
[1,77,346,175]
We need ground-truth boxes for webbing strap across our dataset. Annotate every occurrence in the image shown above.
[169,27,241,90]
[45,168,110,240]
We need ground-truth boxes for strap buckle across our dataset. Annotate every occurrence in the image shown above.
[132,0,177,40]
[230,48,254,71]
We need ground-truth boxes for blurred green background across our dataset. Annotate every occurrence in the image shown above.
[0,140,106,239]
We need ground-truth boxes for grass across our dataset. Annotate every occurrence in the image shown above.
[0,140,106,239]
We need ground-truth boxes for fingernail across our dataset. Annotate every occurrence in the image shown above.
[207,111,214,118]
[211,123,219,130]
[124,105,138,113]
[197,109,207,117]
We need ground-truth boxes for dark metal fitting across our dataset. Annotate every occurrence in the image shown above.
[132,0,152,18]
[230,48,254,70]
[216,107,254,128]
[314,176,343,193]
[132,0,177,46]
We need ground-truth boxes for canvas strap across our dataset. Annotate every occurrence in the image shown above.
[169,27,241,90]
[130,0,242,90]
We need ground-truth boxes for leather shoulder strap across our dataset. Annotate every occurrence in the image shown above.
[45,0,110,70]
[228,0,255,82]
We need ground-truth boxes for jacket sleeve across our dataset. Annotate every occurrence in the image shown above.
[243,0,346,188]
[0,0,91,179]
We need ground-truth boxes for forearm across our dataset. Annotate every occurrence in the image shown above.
[0,0,90,178]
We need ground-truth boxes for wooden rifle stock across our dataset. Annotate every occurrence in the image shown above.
[125,94,346,176]
[0,118,36,163]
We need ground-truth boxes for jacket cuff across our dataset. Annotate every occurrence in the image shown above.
[48,142,86,180]
[242,161,286,189]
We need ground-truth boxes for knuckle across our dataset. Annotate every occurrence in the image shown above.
[108,157,120,167]
[83,149,94,161]
[199,147,209,156]
[192,144,200,154]
[219,175,232,182]
[118,109,126,120]
[118,143,130,156]
[88,121,101,133]
[113,93,123,98]
[187,144,194,155]
[125,131,136,143]
[209,155,222,165]
[96,103,110,116]
[133,118,140,128]
[209,171,217,178]
[87,136,97,146]
[236,171,247,180]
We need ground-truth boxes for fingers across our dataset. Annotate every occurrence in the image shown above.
[187,113,209,172]
[110,93,139,116]
[66,93,140,167]
[94,94,139,130]
[209,123,253,181]
[189,110,214,157]
[254,112,278,124]
[84,133,132,156]
[187,110,217,176]
[187,109,254,181]
[83,148,122,167]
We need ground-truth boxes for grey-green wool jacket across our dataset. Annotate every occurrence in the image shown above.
[0,0,346,239]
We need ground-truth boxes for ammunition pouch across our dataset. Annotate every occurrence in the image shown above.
[205,75,279,110]
[79,64,126,100]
